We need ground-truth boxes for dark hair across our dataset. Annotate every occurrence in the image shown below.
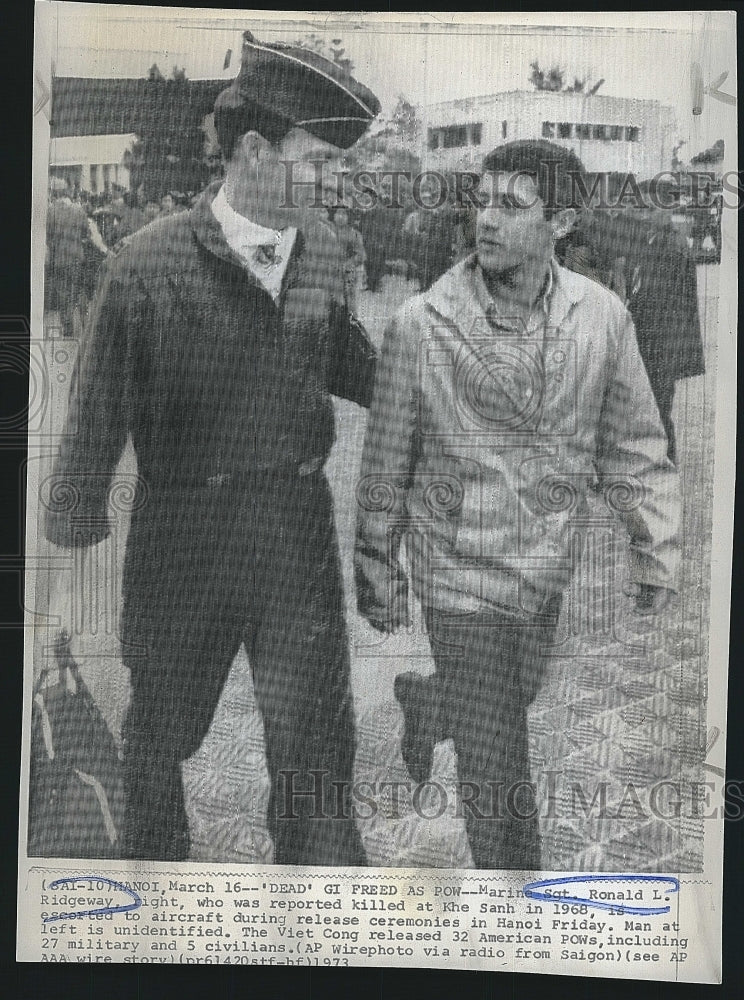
[214,98,294,161]
[481,140,586,217]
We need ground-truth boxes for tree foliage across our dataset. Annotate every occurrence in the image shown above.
[529,61,603,94]
[529,62,564,92]
[350,95,421,176]
[125,63,219,199]
[292,32,355,72]
[388,96,420,147]
[671,139,686,170]
[354,94,421,159]
[690,139,724,165]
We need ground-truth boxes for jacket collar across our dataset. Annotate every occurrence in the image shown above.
[190,181,312,301]
[191,181,312,259]
[191,180,247,267]
[425,253,587,335]
[210,183,297,252]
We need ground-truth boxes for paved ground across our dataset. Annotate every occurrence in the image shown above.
[37,266,720,871]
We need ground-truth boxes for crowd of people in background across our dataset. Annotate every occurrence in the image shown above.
[559,204,704,461]
[349,186,706,466]
[45,173,470,339]
[46,171,708,458]
[44,178,202,336]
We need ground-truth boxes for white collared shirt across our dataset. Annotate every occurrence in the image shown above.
[211,185,297,301]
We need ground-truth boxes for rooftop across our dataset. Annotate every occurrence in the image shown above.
[426,89,668,111]
[51,76,227,138]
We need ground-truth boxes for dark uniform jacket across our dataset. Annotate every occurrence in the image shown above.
[45,181,377,553]
[563,211,705,385]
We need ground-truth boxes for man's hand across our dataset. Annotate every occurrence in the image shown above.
[625,582,674,615]
[34,563,76,686]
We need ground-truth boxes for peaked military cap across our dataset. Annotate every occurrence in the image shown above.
[214,30,380,149]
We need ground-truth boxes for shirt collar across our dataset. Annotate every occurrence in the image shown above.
[211,184,285,248]
[425,254,585,338]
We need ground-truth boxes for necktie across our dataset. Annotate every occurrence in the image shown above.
[254,243,281,268]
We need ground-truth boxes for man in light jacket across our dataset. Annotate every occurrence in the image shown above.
[354,140,681,870]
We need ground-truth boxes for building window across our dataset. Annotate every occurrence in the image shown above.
[502,120,508,138]
[441,124,469,148]
[430,125,476,149]
[541,121,642,142]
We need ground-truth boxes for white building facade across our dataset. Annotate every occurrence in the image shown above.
[49,134,137,194]
[422,91,676,179]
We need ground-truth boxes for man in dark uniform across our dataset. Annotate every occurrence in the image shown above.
[414,205,458,291]
[562,206,704,463]
[45,31,380,865]
[358,202,408,292]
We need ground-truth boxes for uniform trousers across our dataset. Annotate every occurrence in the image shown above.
[120,469,365,866]
[422,601,560,870]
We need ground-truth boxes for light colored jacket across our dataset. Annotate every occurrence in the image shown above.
[354,255,681,620]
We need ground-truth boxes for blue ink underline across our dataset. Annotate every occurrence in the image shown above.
[523,874,680,915]
[42,876,142,922]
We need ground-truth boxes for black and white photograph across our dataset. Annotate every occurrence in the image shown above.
[18,5,736,980]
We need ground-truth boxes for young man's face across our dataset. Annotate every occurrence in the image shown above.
[475,171,564,275]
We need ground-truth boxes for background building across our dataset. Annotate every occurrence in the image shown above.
[49,76,226,198]
[422,90,677,178]
[49,133,136,194]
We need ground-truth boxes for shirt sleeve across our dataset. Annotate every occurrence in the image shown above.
[44,252,133,548]
[596,307,682,591]
[354,305,419,625]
